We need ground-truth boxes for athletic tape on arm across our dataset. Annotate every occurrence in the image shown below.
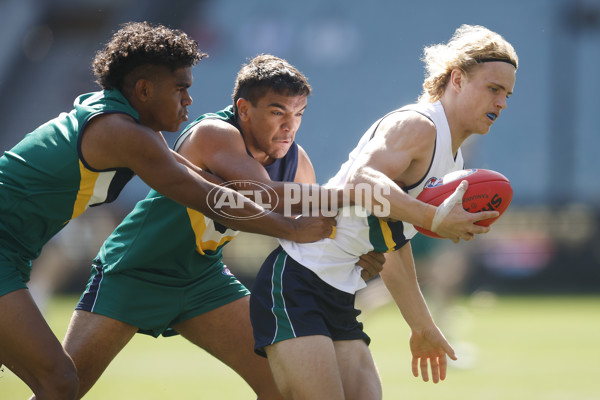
[431,181,467,232]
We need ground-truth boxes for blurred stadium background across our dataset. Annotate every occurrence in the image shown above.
[1,0,598,298]
[1,0,600,398]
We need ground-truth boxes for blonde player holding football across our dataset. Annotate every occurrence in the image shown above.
[250,24,518,400]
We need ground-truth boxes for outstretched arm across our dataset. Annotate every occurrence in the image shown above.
[380,244,457,383]
[80,114,334,243]
[180,120,349,215]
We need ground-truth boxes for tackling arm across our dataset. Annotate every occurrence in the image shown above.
[179,120,348,215]
[80,114,334,243]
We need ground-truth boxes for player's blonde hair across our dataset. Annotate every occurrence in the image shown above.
[419,24,518,103]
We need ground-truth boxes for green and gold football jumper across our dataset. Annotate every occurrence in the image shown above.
[76,106,299,337]
[0,90,137,293]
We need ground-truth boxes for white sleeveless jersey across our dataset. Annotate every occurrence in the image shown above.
[280,101,464,293]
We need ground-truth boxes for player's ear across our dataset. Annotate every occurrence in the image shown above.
[449,69,463,92]
[236,98,250,121]
[134,79,153,102]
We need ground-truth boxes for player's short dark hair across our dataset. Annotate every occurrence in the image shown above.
[232,54,311,115]
[92,21,206,91]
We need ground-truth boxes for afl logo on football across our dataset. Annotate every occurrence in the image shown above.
[423,169,478,189]
[423,177,443,189]
[207,180,279,220]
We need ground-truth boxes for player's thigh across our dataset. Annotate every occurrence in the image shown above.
[0,289,76,389]
[173,296,253,360]
[265,335,345,400]
[334,339,382,400]
[172,297,274,384]
[63,310,137,395]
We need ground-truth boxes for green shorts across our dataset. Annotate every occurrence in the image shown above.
[76,261,250,337]
[0,248,31,296]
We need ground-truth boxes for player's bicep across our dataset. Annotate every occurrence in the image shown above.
[81,113,171,173]
[353,135,414,181]
[349,113,435,183]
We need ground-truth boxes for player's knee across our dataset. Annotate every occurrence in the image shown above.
[33,359,79,399]
[255,386,285,400]
[342,359,381,400]
[344,374,381,400]
[54,366,79,399]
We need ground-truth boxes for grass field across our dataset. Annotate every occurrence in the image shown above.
[2,294,599,399]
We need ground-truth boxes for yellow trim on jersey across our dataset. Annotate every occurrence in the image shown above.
[186,209,237,255]
[71,160,99,219]
[378,219,397,251]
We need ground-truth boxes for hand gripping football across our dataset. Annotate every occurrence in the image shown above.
[415,169,513,238]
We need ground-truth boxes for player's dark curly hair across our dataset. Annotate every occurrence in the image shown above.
[92,21,206,91]
[232,54,311,115]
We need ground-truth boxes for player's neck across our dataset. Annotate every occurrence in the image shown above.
[440,98,472,155]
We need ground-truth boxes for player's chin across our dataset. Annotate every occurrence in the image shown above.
[164,121,185,133]
[475,125,491,135]
[272,145,292,158]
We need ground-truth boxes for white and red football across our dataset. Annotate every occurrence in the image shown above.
[415,168,513,238]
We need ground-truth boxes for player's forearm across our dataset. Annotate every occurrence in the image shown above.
[229,180,349,216]
[208,201,297,240]
[382,275,436,331]
[185,179,298,239]
[145,163,298,239]
[380,250,436,331]
[374,187,435,230]
[347,167,435,230]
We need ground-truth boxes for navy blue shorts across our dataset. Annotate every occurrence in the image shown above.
[250,246,370,357]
